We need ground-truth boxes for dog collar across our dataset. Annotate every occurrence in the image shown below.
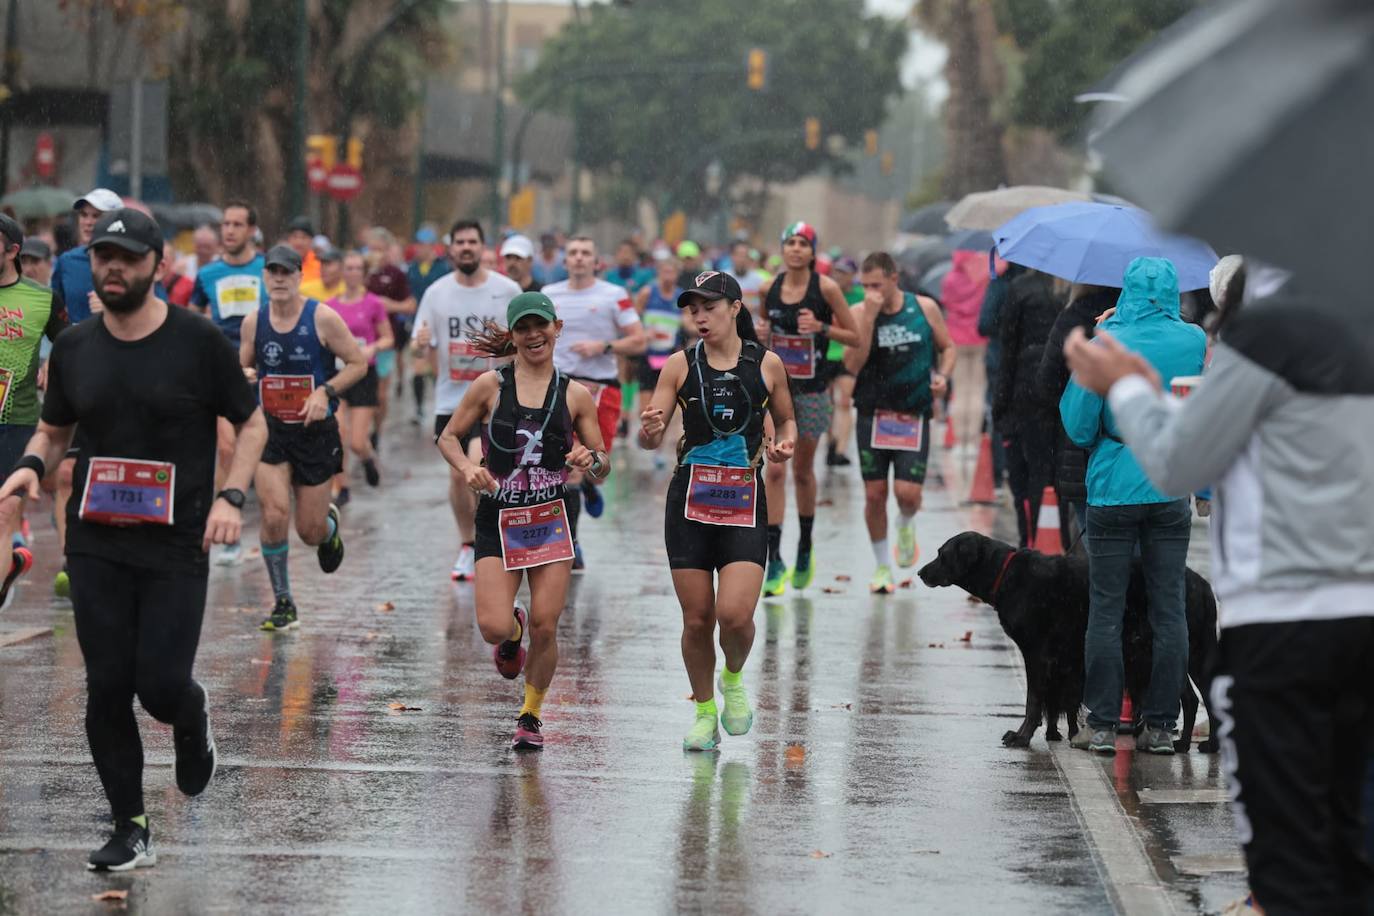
[989,550,1017,601]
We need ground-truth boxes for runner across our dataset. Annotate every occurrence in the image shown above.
[406,228,451,424]
[844,252,953,594]
[0,208,267,870]
[545,237,646,569]
[500,234,542,293]
[363,228,415,441]
[824,255,863,467]
[329,252,393,494]
[637,271,796,750]
[239,245,366,630]
[412,219,521,581]
[436,291,609,749]
[300,247,344,303]
[284,217,321,284]
[724,240,768,317]
[758,221,859,596]
[190,199,267,566]
[606,238,653,297]
[632,253,684,465]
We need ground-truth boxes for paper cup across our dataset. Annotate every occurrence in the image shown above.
[1170,375,1203,398]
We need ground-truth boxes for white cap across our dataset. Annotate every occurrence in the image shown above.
[500,234,534,259]
[74,188,123,213]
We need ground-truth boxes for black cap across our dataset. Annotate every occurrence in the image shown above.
[317,246,343,264]
[287,216,314,235]
[90,208,161,256]
[20,238,50,260]
[0,214,23,251]
[676,269,743,308]
[264,243,303,272]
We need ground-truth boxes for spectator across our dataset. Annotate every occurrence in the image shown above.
[978,262,1024,492]
[939,248,991,457]
[532,231,567,287]
[1060,256,1206,756]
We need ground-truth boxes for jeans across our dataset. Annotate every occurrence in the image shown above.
[1083,500,1191,731]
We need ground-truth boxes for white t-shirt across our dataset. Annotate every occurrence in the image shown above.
[414,270,522,415]
[546,278,640,382]
[728,267,768,315]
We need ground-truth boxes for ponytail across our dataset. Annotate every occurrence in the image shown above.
[734,302,758,343]
[468,319,516,358]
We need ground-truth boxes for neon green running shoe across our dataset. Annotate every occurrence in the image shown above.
[790,550,815,591]
[895,524,919,568]
[717,676,754,736]
[763,557,789,597]
[53,567,70,599]
[870,564,895,595]
[683,711,721,752]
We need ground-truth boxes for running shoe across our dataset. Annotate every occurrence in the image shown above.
[451,544,475,581]
[790,549,815,591]
[894,525,919,568]
[581,479,604,518]
[493,605,527,679]
[317,504,345,573]
[1070,726,1116,756]
[87,819,156,872]
[683,711,722,752]
[215,542,243,566]
[717,677,754,736]
[0,547,33,611]
[362,458,381,487]
[259,596,299,632]
[174,686,216,796]
[335,487,351,508]
[869,564,895,595]
[53,566,70,598]
[512,712,544,750]
[762,558,789,597]
[572,542,585,574]
[1136,724,1177,756]
[10,517,29,549]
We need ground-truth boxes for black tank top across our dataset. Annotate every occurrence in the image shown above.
[675,340,769,466]
[764,271,833,394]
[480,365,574,505]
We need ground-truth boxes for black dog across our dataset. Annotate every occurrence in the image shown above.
[917,531,1219,753]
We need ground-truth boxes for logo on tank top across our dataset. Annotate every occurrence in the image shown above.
[263,340,284,367]
[876,324,922,349]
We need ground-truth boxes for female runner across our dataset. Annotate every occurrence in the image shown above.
[437,292,609,750]
[639,271,796,751]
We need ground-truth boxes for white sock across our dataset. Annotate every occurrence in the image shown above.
[897,510,915,530]
[872,539,890,567]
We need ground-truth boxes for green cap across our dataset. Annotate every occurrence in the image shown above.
[507,290,557,327]
[676,240,701,259]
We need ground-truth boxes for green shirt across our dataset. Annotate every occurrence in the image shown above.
[825,284,865,362]
[0,277,66,426]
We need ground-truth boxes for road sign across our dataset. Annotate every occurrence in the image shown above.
[325,163,363,202]
[34,133,55,178]
[306,154,328,192]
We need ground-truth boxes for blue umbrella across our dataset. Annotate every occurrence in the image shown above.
[993,202,1218,290]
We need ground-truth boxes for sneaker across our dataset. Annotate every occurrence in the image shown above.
[717,677,754,736]
[0,547,33,611]
[317,504,345,573]
[259,596,299,632]
[215,542,243,567]
[1136,724,1176,756]
[894,524,918,568]
[683,711,721,752]
[335,487,351,508]
[362,458,381,487]
[512,712,544,750]
[174,686,216,796]
[87,819,156,872]
[762,558,788,597]
[581,480,604,518]
[571,542,585,574]
[869,564,895,595]
[53,566,70,598]
[1070,726,1116,755]
[451,544,476,581]
[493,605,527,679]
[790,549,815,591]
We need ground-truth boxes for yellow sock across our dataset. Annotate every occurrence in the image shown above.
[520,684,547,718]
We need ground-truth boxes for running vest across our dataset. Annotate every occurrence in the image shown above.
[676,339,769,468]
[254,298,335,418]
[853,292,934,416]
[481,364,574,505]
[764,271,833,393]
[642,283,682,368]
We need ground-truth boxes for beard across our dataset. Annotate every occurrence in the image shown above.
[96,269,157,314]
[456,258,480,276]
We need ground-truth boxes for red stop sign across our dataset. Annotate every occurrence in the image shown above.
[34,133,56,179]
[325,163,363,202]
[306,154,327,192]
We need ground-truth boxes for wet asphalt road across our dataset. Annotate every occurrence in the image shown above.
[0,407,1244,914]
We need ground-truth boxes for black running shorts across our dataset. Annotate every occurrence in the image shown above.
[342,365,379,408]
[261,416,343,487]
[664,467,768,571]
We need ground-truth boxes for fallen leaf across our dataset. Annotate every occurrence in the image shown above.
[387,702,421,712]
[959,630,973,643]
[830,703,853,710]
[834,574,852,582]
[927,642,946,649]
[898,578,914,589]
[91,890,129,902]
[822,586,844,594]
[376,601,395,612]
[809,849,833,859]
[784,744,806,765]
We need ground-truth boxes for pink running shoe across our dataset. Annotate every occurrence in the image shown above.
[493,605,527,679]
[0,547,33,611]
[512,713,544,750]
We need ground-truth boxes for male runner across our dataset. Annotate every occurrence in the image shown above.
[545,236,645,568]
[191,200,266,566]
[0,208,267,871]
[500,234,542,292]
[300,247,344,302]
[412,219,521,580]
[239,245,367,630]
[284,216,321,283]
[19,238,53,286]
[844,252,953,593]
[724,240,768,317]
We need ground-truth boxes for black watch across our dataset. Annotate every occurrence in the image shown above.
[602,341,613,355]
[216,488,246,510]
[323,382,338,399]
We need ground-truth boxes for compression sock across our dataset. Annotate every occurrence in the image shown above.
[871,539,890,567]
[130,815,148,829]
[696,697,718,718]
[262,542,290,600]
[767,524,783,563]
[721,666,743,688]
[797,515,815,556]
[564,485,582,541]
[520,684,547,718]
[412,374,425,412]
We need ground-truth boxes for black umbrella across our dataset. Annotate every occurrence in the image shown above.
[899,201,954,236]
[896,237,953,278]
[1090,0,1374,305]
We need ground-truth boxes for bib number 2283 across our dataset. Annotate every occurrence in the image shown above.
[684,465,757,528]
[498,499,575,571]
[79,457,176,526]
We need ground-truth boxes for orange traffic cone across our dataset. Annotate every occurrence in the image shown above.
[967,433,996,504]
[943,416,956,450]
[1033,486,1062,555]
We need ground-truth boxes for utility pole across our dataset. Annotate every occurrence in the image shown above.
[287,0,308,221]
[489,0,507,234]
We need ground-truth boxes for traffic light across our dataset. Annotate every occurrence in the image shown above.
[346,137,364,170]
[306,134,337,170]
[746,48,768,91]
[804,117,820,151]
[865,129,879,156]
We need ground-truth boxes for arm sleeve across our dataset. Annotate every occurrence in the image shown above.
[1059,379,1104,448]
[44,290,69,341]
[614,295,640,328]
[208,327,258,424]
[1108,343,1281,496]
[40,336,77,426]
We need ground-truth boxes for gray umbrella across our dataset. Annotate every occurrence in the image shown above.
[900,201,954,236]
[1090,0,1374,304]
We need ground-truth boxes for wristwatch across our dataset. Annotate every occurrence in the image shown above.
[216,488,246,510]
[322,382,339,399]
[602,341,613,355]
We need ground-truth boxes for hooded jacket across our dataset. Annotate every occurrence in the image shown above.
[1059,257,1206,507]
[939,249,990,346]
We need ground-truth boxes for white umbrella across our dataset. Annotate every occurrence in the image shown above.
[944,185,1091,231]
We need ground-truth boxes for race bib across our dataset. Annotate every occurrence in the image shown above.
[79,458,175,526]
[871,410,924,451]
[642,311,680,353]
[260,375,315,423]
[0,367,12,416]
[771,333,815,379]
[449,340,487,382]
[213,274,262,320]
[498,499,576,571]
[684,464,757,528]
